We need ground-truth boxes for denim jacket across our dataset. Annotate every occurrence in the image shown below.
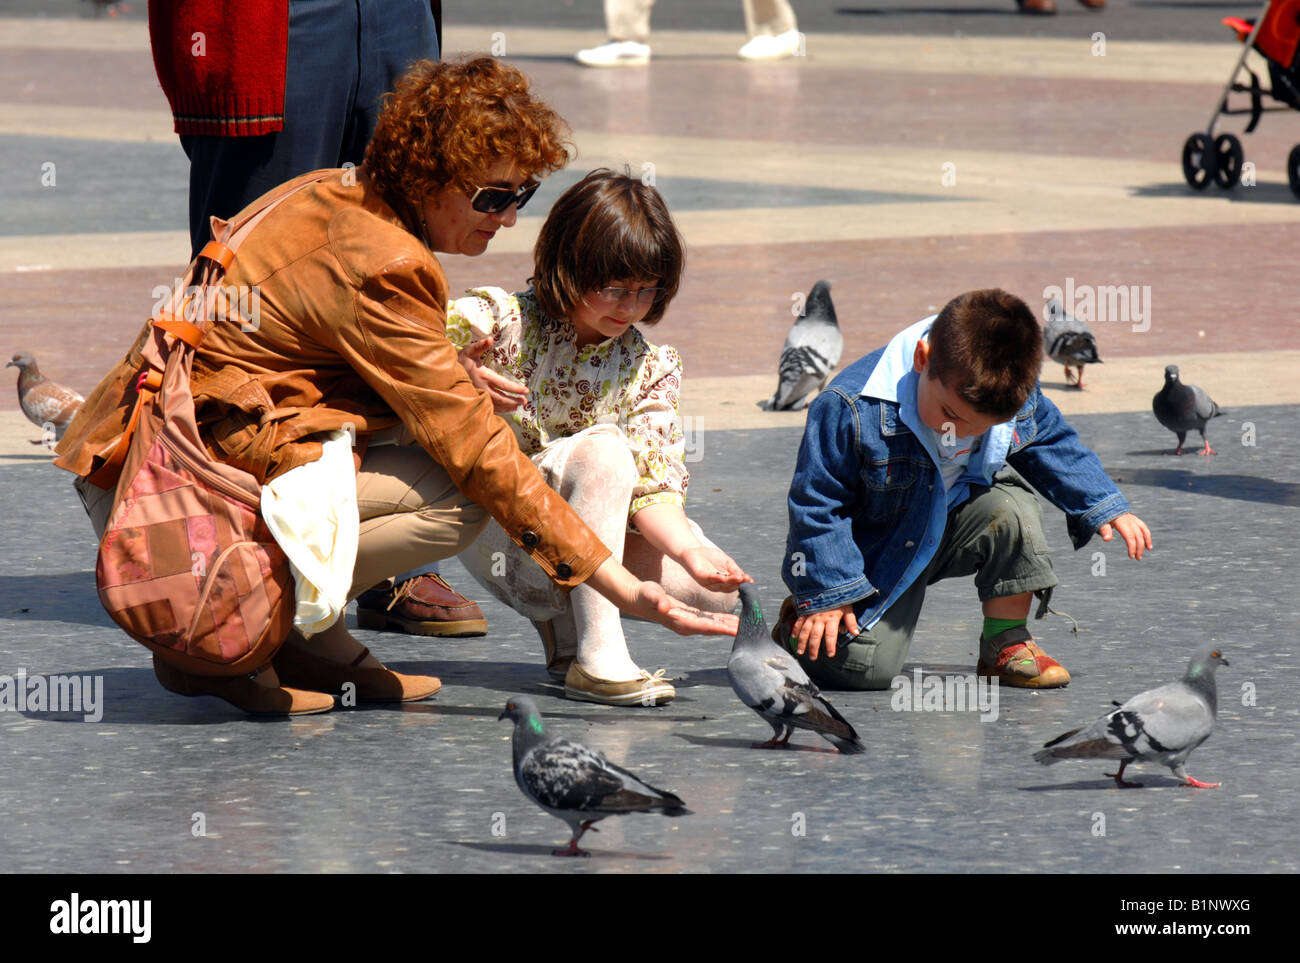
[782,319,1131,628]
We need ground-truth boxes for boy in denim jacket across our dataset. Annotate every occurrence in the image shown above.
[776,289,1151,689]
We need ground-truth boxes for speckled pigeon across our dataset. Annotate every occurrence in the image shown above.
[728,584,865,754]
[1044,299,1102,389]
[1152,365,1225,455]
[1034,645,1227,788]
[499,695,691,856]
[764,280,842,411]
[8,351,84,444]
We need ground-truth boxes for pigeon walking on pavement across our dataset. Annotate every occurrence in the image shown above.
[8,351,84,445]
[1152,365,1225,455]
[1043,299,1102,389]
[763,279,843,411]
[727,583,865,754]
[1033,645,1228,788]
[498,695,691,856]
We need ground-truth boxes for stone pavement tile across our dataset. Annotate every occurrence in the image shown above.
[1,408,1296,872]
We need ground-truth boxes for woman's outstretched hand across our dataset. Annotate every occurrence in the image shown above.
[588,557,738,637]
[457,336,530,413]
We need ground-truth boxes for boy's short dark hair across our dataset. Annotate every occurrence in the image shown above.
[531,168,684,325]
[927,288,1043,419]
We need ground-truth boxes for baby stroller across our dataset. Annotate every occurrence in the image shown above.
[1181,0,1300,197]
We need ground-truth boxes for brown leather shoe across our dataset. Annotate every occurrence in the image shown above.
[152,656,335,716]
[273,643,441,703]
[356,573,488,637]
[1016,0,1058,13]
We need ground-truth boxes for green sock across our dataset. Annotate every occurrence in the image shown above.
[982,616,1026,641]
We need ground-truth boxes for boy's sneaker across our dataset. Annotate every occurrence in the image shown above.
[977,625,1070,688]
[575,40,651,67]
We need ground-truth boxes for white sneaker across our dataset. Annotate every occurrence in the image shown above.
[575,40,651,68]
[738,29,802,61]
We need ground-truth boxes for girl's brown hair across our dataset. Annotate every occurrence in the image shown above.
[531,169,685,326]
[366,57,571,218]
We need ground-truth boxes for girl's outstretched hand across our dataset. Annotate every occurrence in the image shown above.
[458,336,530,413]
[679,546,754,592]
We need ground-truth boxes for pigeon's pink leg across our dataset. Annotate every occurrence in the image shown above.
[1196,441,1217,456]
[753,726,792,749]
[1106,761,1143,788]
[554,820,600,857]
[1181,776,1221,788]
[1063,365,1074,385]
[1075,366,1086,390]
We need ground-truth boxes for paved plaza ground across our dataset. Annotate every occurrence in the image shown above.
[1,0,1297,885]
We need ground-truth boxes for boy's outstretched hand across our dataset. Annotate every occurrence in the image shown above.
[791,603,861,661]
[1098,512,1153,560]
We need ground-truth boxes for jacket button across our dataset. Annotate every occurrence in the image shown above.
[556,562,572,579]
[521,530,539,548]
[904,540,915,548]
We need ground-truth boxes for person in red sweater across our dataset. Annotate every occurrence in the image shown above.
[149,0,442,259]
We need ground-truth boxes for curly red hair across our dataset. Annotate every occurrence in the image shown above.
[365,56,571,213]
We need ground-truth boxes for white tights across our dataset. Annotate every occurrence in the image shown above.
[459,425,736,680]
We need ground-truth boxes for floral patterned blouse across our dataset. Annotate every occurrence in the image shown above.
[445,287,689,518]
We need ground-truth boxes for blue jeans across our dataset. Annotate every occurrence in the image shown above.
[181,0,438,257]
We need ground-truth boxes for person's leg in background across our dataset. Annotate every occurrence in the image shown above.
[576,0,654,67]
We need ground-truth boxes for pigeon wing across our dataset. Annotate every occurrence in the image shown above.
[521,738,686,815]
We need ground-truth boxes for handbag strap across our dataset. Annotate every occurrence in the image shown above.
[87,171,338,491]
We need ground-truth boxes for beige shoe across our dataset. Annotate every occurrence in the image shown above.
[563,663,676,707]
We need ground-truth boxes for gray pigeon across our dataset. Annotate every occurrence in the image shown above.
[1034,645,1227,788]
[498,695,691,856]
[8,351,84,444]
[763,280,842,411]
[1044,299,1102,389]
[727,584,865,754]
[1152,365,1225,455]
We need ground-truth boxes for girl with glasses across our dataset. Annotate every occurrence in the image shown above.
[450,169,752,707]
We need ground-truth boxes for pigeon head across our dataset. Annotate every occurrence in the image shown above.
[1187,646,1229,679]
[1044,298,1063,323]
[734,583,770,649]
[803,280,837,325]
[1164,365,1180,383]
[499,695,544,734]
[7,351,37,372]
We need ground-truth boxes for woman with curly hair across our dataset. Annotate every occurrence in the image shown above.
[58,57,737,716]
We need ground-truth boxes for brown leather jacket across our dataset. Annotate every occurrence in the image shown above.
[55,168,609,588]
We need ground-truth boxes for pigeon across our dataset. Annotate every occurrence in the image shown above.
[1033,645,1228,788]
[1044,299,1102,389]
[1152,365,1225,455]
[498,695,691,856]
[727,583,865,754]
[8,351,84,445]
[763,279,843,411]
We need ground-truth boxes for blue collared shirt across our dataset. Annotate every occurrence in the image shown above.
[782,319,1132,628]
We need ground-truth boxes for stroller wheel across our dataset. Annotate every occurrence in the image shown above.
[1182,133,1217,190]
[1288,145,1300,200]
[1213,134,1243,190]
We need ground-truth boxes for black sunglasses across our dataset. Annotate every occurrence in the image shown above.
[469,181,540,214]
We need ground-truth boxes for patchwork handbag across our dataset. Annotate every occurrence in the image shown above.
[90,175,329,676]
